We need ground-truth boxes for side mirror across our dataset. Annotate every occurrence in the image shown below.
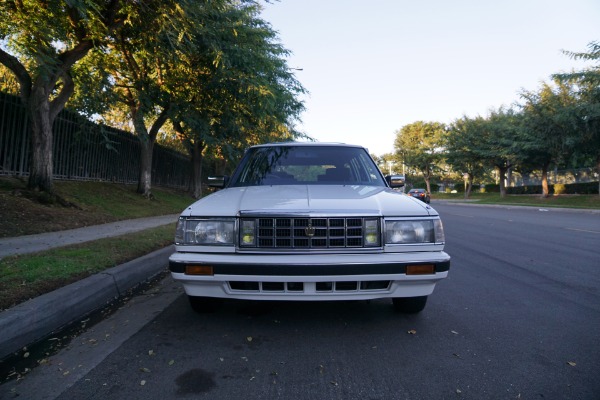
[385,174,405,188]
[207,175,229,189]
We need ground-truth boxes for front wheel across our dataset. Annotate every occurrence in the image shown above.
[188,296,222,313]
[392,296,428,313]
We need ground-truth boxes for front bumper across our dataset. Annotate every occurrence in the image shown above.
[169,251,450,301]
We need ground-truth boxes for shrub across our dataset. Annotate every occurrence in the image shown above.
[553,184,566,195]
[503,182,598,195]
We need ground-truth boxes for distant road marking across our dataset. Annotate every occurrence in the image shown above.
[565,228,600,234]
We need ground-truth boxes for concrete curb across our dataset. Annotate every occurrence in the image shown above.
[432,200,600,214]
[0,245,174,361]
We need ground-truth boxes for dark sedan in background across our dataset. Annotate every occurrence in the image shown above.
[407,188,430,204]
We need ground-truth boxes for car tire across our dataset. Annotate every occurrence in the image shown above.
[188,296,222,313]
[392,296,427,313]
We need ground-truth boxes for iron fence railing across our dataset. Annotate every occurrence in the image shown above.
[0,92,190,188]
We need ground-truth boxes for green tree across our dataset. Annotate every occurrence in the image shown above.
[446,116,489,198]
[519,80,579,197]
[0,0,127,193]
[168,3,306,198]
[554,41,600,196]
[82,0,205,197]
[394,121,446,194]
[444,108,521,198]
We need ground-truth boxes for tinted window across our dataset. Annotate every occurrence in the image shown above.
[229,146,386,187]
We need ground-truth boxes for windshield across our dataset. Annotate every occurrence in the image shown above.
[229,145,386,187]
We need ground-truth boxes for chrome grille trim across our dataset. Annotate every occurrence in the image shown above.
[241,217,379,249]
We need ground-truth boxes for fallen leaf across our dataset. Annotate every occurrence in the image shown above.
[148,350,155,356]
[451,330,459,335]
[168,360,175,366]
[140,367,151,373]
[456,388,462,394]
[567,361,576,367]
[140,380,146,386]
[247,336,253,342]
[407,330,417,335]
[23,352,30,358]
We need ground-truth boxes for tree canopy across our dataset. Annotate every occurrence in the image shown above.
[394,121,446,194]
[395,41,599,198]
[0,0,306,197]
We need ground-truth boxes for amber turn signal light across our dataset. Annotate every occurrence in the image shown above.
[185,265,214,275]
[406,264,435,275]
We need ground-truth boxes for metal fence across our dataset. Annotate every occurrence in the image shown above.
[0,92,190,188]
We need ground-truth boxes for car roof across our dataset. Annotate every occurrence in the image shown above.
[249,141,367,150]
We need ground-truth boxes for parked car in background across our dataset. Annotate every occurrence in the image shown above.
[169,142,450,314]
[408,188,430,204]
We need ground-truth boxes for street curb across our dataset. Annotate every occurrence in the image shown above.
[433,200,600,214]
[0,245,174,361]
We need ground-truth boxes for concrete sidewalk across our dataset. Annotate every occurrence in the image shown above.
[0,214,180,361]
[0,214,180,259]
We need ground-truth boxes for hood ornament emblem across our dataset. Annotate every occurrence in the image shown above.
[305,224,316,237]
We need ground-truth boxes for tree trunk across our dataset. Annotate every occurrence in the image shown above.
[132,106,168,199]
[27,88,54,193]
[465,173,473,199]
[424,165,432,195]
[137,138,154,197]
[190,141,205,199]
[541,162,550,198]
[498,166,508,198]
[597,156,600,198]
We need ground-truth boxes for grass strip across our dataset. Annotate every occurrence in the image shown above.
[0,224,175,311]
[432,193,600,209]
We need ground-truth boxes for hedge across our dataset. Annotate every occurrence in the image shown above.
[505,182,599,195]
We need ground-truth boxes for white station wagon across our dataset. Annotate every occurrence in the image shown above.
[169,142,450,313]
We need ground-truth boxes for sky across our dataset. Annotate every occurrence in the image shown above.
[259,0,600,156]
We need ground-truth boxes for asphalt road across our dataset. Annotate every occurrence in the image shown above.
[2,203,599,400]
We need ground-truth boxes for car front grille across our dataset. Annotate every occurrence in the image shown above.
[229,280,391,293]
[246,217,374,249]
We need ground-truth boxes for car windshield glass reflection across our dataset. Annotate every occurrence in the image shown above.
[229,146,385,187]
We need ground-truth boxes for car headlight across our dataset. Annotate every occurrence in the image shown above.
[385,219,445,244]
[175,218,235,245]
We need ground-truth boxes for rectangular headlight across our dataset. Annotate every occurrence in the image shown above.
[385,219,444,244]
[175,218,235,245]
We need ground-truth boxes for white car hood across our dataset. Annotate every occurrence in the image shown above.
[181,185,436,217]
